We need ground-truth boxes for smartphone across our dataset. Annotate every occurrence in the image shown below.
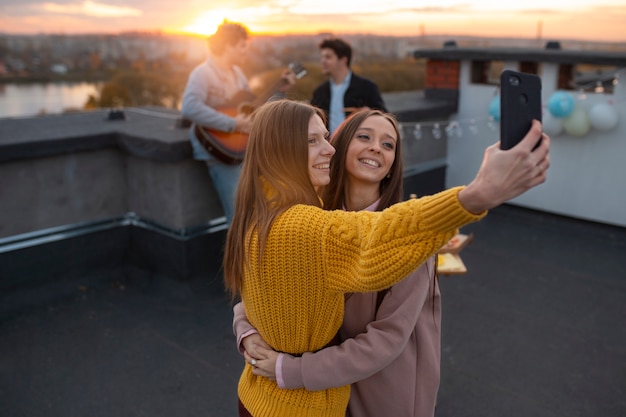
[499,70,542,150]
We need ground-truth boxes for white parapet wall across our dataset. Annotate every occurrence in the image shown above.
[445,62,626,227]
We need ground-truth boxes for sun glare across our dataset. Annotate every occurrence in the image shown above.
[182,10,231,36]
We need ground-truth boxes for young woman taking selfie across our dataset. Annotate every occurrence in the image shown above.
[224,100,549,417]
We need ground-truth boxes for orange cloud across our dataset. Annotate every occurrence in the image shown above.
[41,0,142,17]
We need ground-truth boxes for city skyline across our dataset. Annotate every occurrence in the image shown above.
[1,0,626,43]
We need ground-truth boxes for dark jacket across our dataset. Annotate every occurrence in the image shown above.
[310,73,387,124]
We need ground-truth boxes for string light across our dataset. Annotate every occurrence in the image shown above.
[594,81,605,93]
[412,123,422,140]
[613,69,622,88]
[469,119,478,135]
[432,123,442,139]
[445,121,463,138]
[397,70,623,140]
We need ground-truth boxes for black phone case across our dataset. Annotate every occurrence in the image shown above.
[499,70,542,150]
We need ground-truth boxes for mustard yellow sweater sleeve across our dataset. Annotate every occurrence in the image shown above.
[313,186,483,293]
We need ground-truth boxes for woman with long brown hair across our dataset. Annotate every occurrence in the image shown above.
[224,100,549,417]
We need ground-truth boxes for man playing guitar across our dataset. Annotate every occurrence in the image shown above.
[181,21,295,226]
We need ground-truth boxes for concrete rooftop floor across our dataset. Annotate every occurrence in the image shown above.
[1,204,625,417]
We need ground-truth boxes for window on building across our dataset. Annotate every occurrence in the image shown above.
[519,61,540,75]
[571,64,619,94]
[557,64,574,90]
[470,60,505,85]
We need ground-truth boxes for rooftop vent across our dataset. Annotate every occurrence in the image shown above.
[545,41,561,50]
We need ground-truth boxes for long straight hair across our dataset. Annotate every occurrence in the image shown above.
[223,100,326,299]
[321,110,405,309]
[321,109,403,211]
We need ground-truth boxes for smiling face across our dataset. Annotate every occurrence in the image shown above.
[344,115,398,187]
[307,114,335,188]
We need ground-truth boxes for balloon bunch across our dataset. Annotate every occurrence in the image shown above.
[542,91,619,137]
[487,88,620,138]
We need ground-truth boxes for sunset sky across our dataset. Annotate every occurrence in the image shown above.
[1,0,626,42]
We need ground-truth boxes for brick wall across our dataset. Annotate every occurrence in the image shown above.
[424,59,460,104]
[425,59,460,90]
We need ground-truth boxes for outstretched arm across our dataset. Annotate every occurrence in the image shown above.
[459,119,549,214]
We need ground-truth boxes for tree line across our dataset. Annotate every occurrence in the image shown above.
[85,56,427,110]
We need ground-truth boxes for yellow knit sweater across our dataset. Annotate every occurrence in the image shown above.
[238,186,484,417]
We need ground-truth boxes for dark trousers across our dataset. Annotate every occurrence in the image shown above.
[238,399,253,417]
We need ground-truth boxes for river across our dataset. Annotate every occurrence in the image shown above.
[0,82,102,119]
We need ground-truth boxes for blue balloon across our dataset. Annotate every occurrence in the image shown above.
[547,91,575,118]
[488,96,500,121]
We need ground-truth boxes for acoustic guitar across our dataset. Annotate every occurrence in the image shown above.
[194,62,307,165]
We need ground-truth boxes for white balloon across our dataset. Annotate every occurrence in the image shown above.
[542,112,563,137]
[588,103,619,131]
[563,106,591,137]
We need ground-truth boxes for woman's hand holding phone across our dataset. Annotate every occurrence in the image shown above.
[459,119,550,214]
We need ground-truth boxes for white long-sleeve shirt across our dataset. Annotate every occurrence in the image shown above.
[181,56,250,134]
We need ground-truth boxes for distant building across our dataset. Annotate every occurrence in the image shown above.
[50,64,68,74]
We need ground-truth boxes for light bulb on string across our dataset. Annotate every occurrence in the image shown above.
[445,123,455,137]
[432,123,442,140]
[445,121,462,138]
[399,123,407,141]
[469,119,478,135]
[413,124,422,140]
[594,81,604,93]
[613,70,619,87]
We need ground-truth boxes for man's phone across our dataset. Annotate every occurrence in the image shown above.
[499,70,542,150]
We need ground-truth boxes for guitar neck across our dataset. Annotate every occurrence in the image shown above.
[251,63,306,107]
[251,76,290,107]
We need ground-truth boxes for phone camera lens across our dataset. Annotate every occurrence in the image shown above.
[509,76,520,86]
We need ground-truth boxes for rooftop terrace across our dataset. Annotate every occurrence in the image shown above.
[2,43,626,415]
[2,204,625,416]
